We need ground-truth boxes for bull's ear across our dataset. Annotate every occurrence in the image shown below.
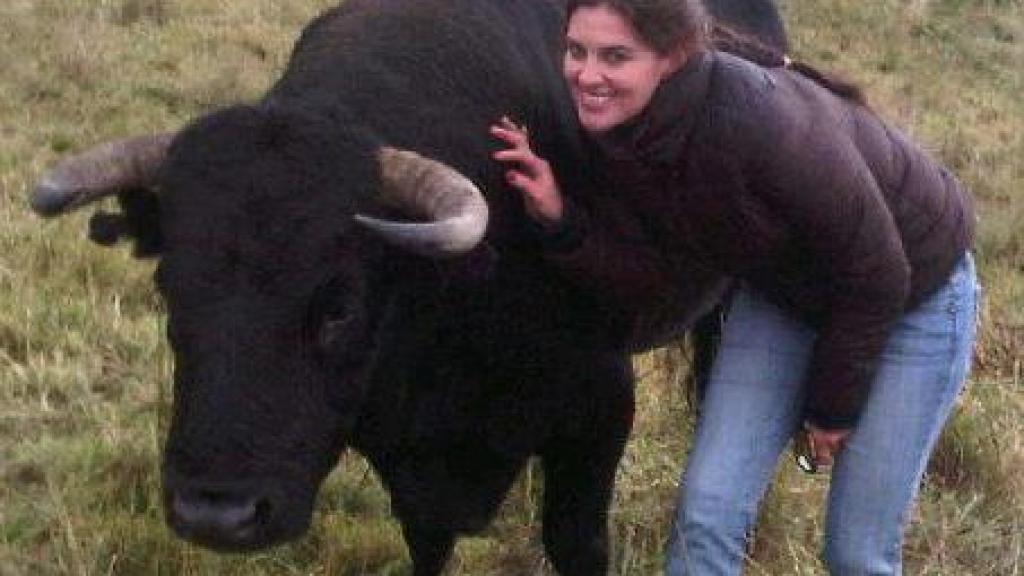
[88,189,163,258]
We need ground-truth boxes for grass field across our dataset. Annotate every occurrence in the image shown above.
[1,0,1021,574]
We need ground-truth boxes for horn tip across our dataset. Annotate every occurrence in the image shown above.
[29,178,74,217]
[353,214,485,258]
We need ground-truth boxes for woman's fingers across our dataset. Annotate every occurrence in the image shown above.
[806,425,852,467]
[493,151,548,180]
[490,122,547,178]
[492,116,532,148]
[491,147,531,163]
[489,116,564,223]
[498,115,527,135]
[490,124,528,149]
[505,169,535,193]
[503,167,544,198]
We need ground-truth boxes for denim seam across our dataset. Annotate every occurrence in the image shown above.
[865,259,972,576]
[885,280,968,571]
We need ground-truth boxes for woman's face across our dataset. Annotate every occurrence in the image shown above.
[563,5,679,133]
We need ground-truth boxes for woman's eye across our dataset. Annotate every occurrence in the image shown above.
[602,48,631,65]
[566,42,586,60]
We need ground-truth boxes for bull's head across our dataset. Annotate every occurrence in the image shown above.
[30,105,489,550]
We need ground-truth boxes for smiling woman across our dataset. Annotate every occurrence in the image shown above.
[491,0,981,573]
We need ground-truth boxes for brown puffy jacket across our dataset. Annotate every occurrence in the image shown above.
[544,50,974,428]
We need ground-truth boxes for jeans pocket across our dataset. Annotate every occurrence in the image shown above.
[884,303,957,361]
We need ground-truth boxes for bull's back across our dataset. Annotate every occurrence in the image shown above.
[271,0,567,148]
[268,0,581,244]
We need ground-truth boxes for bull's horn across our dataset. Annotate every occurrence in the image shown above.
[30,132,175,217]
[355,147,489,258]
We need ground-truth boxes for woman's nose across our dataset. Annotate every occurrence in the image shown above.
[575,59,603,86]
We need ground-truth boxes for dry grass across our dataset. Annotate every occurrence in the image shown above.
[1,0,1022,574]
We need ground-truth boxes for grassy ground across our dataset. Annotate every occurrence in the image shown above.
[1,0,1021,574]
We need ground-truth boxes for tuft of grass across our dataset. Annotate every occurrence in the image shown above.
[115,0,173,27]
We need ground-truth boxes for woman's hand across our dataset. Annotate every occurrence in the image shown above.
[490,116,564,225]
[806,424,851,468]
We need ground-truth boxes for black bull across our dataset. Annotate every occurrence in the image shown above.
[30,0,785,573]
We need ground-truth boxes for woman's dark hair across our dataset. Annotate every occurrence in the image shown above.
[565,0,712,57]
[565,0,867,106]
[711,25,867,106]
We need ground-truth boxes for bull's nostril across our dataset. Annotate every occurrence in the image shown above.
[170,488,264,544]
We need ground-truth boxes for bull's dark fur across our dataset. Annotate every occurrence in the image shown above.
[74,0,786,573]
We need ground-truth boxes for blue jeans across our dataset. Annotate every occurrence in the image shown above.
[665,252,980,575]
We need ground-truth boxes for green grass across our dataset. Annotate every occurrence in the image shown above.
[2,0,1022,574]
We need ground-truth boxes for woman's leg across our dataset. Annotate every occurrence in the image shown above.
[823,253,980,575]
[666,287,816,576]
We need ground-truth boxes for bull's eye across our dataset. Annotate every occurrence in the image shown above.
[311,275,362,356]
[317,314,355,350]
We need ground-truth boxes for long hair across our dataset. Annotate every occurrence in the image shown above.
[565,0,867,106]
[565,0,711,56]
[711,24,868,106]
